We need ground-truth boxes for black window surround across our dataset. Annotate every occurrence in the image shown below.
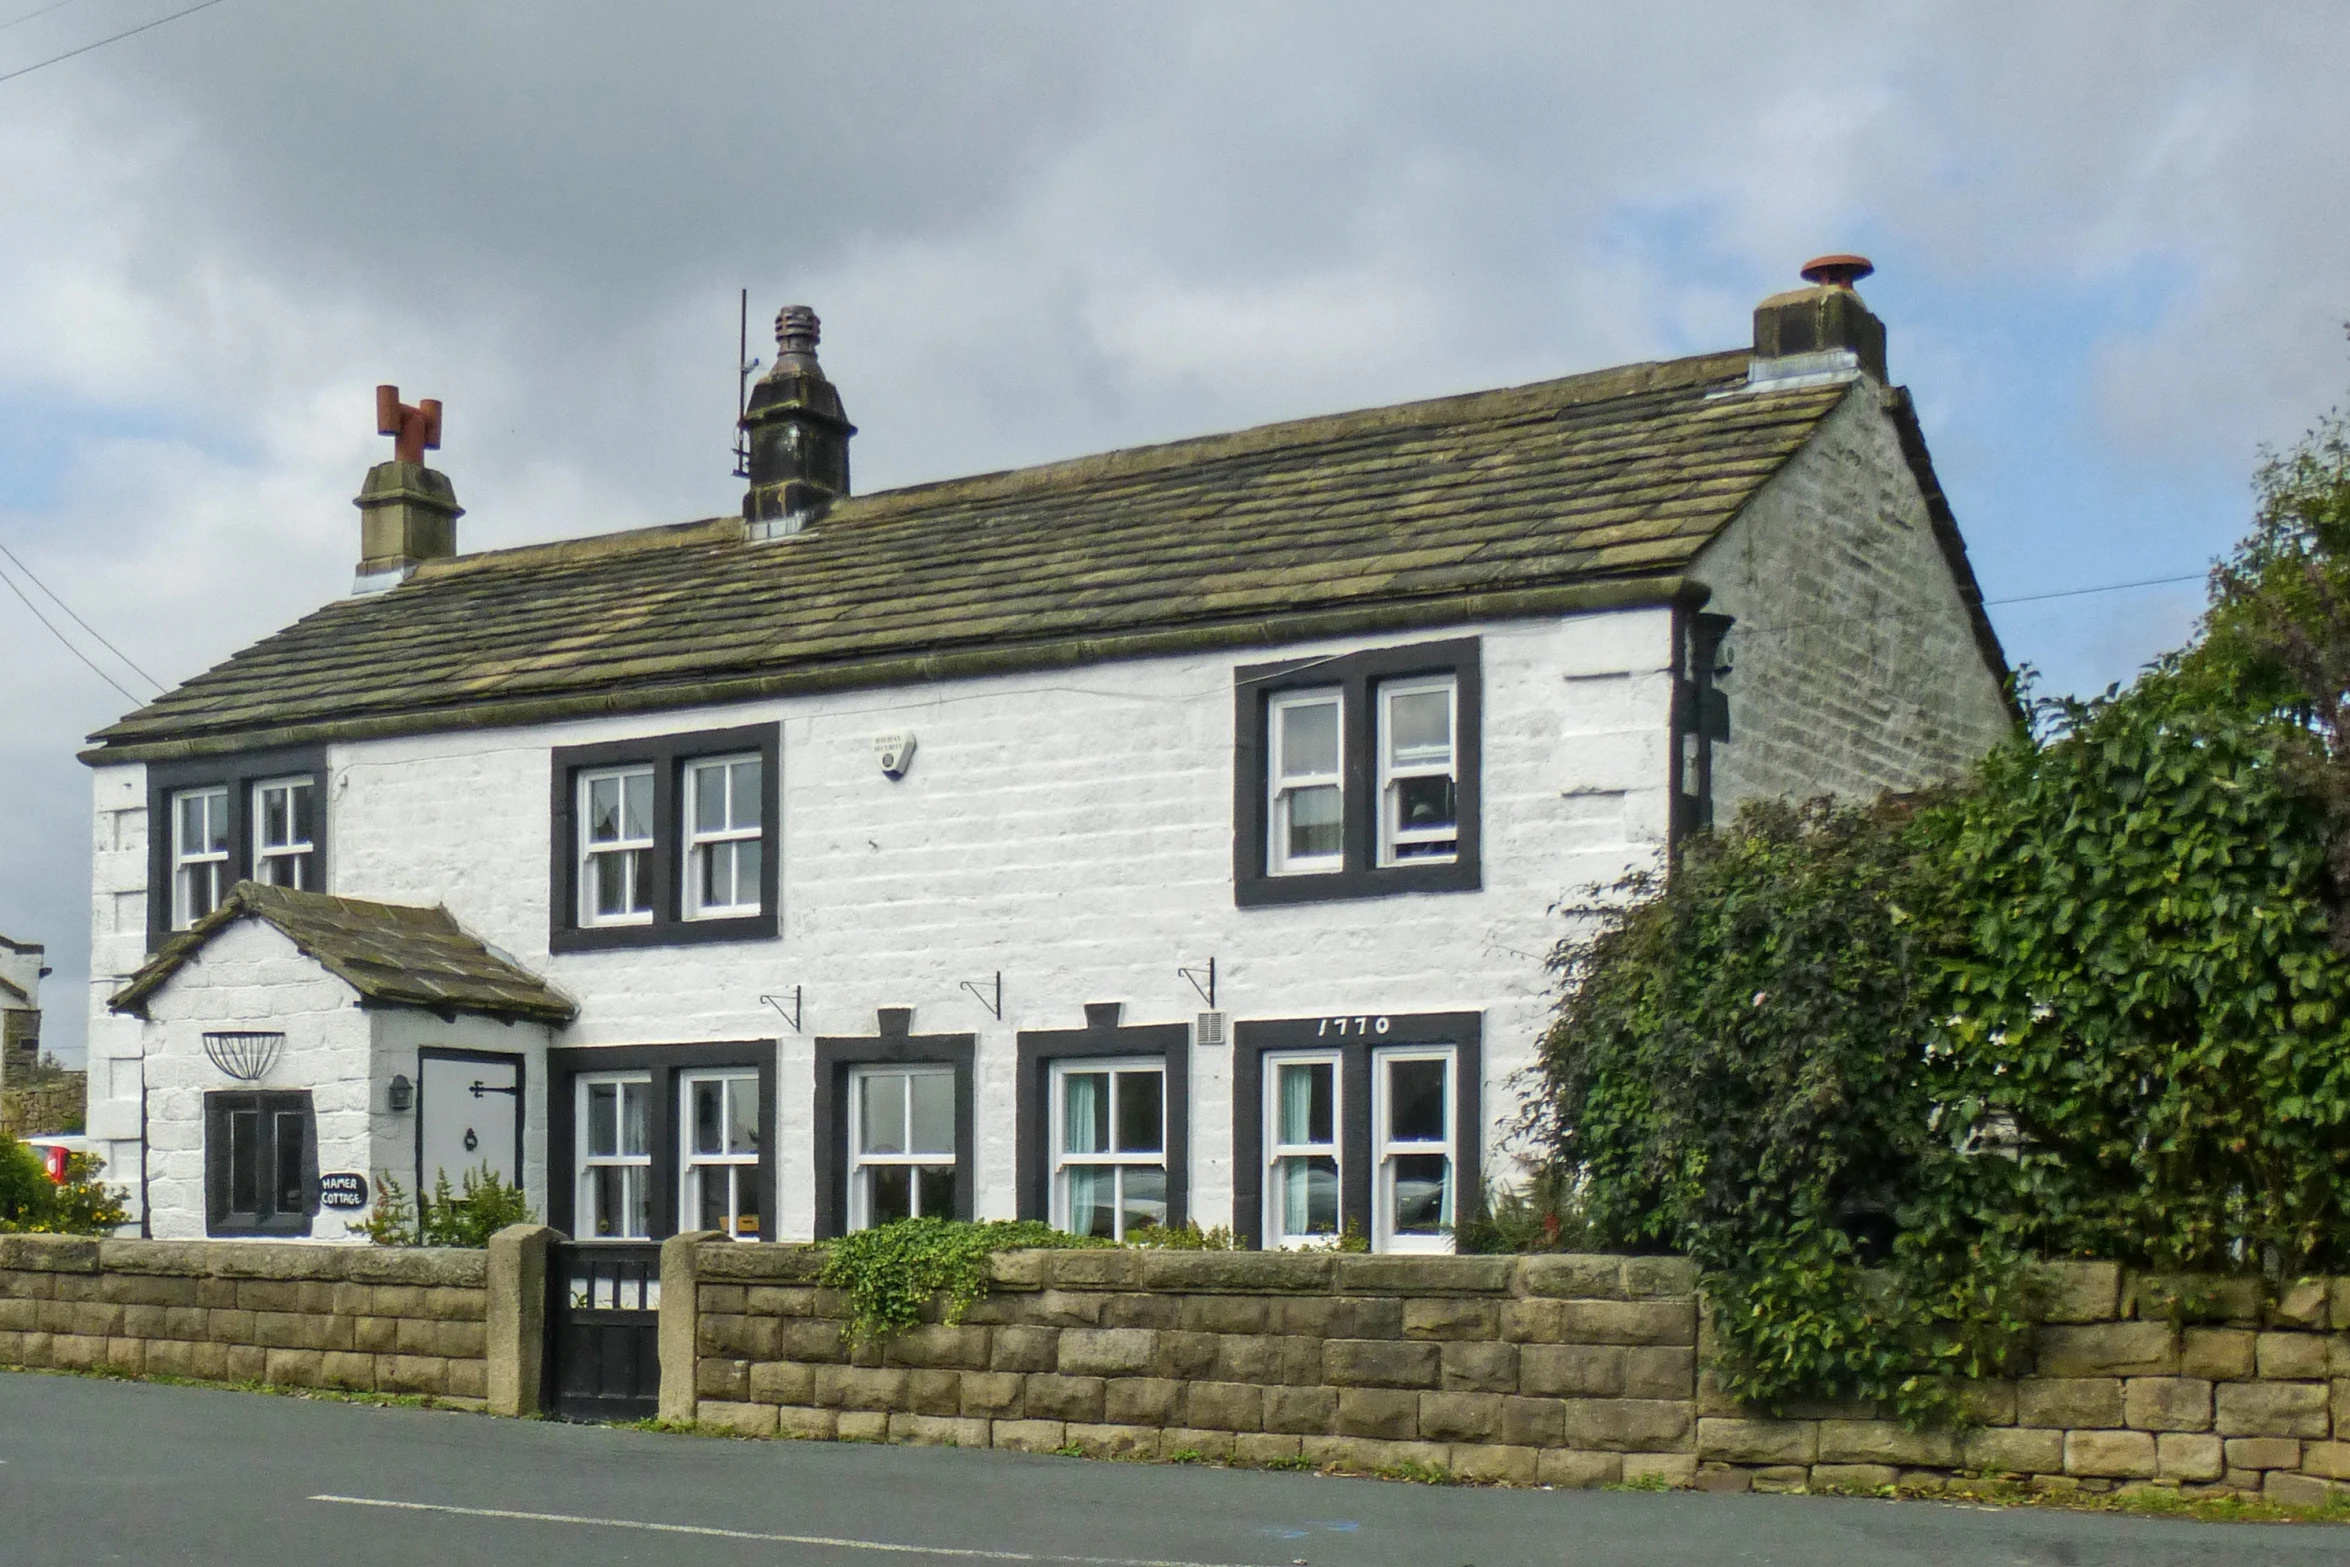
[546,1040,777,1241]
[813,1011,976,1238]
[1014,1003,1190,1231]
[548,723,781,953]
[414,1045,527,1200]
[145,747,328,950]
[1230,1010,1481,1251]
[1233,637,1482,907]
[203,1088,317,1237]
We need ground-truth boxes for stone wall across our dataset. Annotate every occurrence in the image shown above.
[1692,384,2015,815]
[1693,1262,2350,1504]
[679,1245,1703,1487]
[0,1232,500,1407]
[675,1246,2350,1501]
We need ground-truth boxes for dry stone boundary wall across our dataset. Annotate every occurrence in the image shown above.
[0,1232,497,1406]
[681,1247,2350,1500]
[9,1232,2350,1502]
[683,1245,1702,1488]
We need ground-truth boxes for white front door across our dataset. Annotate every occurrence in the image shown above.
[418,1051,522,1196]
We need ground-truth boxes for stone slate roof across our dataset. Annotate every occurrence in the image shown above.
[85,350,1877,760]
[109,881,575,1026]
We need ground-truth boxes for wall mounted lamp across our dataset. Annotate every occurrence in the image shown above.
[387,1074,414,1114]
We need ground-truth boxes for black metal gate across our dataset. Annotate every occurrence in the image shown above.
[546,1240,662,1422]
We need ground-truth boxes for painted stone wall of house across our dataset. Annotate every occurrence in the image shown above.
[369,1009,555,1224]
[86,610,1682,1238]
[134,920,370,1241]
[1692,384,2014,815]
[84,762,150,1206]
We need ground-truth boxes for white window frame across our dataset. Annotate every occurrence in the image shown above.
[1049,1058,1168,1241]
[578,765,656,927]
[682,753,763,920]
[1376,675,1459,867]
[171,785,231,930]
[576,1072,653,1239]
[251,776,317,891]
[1264,1050,1343,1249]
[679,1070,761,1239]
[1373,1045,1456,1254]
[1267,688,1344,876]
[846,1065,957,1232]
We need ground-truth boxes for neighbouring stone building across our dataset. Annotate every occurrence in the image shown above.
[78,258,2010,1247]
[0,933,44,1088]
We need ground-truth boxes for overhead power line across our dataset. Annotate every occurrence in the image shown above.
[0,0,228,87]
[0,538,161,689]
[0,0,90,34]
[0,560,146,706]
[1983,572,2206,608]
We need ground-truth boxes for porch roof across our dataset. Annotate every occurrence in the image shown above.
[109,881,576,1026]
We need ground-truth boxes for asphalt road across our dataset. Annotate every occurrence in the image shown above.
[3,1370,2343,1566]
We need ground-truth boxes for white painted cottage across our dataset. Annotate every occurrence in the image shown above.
[81,259,2011,1248]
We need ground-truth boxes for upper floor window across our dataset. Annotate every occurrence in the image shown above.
[550,725,780,953]
[685,755,763,919]
[252,777,318,890]
[1378,679,1458,866]
[147,750,329,943]
[579,766,656,927]
[1052,1059,1166,1240]
[1267,692,1343,875]
[1234,639,1481,906]
[173,786,231,928]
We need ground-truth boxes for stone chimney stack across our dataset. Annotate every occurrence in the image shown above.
[353,385,463,593]
[1749,254,1888,388]
[740,305,855,540]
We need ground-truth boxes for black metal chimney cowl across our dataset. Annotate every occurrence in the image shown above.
[740,305,855,538]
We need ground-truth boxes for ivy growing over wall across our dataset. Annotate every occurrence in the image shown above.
[1530,395,2350,1418]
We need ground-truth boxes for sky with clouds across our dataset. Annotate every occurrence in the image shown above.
[3,1,2348,1063]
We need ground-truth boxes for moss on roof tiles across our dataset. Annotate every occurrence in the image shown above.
[108,881,575,1026]
[86,350,1854,760]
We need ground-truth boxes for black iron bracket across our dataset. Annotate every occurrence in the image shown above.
[960,971,1003,1021]
[759,986,804,1032]
[468,1079,519,1099]
[1179,957,1217,1008]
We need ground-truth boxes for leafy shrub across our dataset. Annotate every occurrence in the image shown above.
[820,1217,1109,1344]
[1534,661,2350,1416]
[0,1134,128,1235]
[355,1165,535,1247]
[1939,681,2350,1276]
[1451,1167,1591,1254]
[1532,794,2030,1419]
[1125,1221,1239,1250]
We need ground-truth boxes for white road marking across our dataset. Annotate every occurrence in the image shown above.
[308,1494,1267,1567]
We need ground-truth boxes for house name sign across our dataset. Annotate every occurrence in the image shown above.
[318,1173,370,1209]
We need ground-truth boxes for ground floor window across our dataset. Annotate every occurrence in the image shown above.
[1231,1012,1481,1253]
[204,1089,313,1237]
[1373,1047,1454,1252]
[1052,1059,1165,1239]
[848,1065,957,1228]
[1266,1053,1341,1247]
[578,1072,653,1238]
[681,1069,761,1238]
